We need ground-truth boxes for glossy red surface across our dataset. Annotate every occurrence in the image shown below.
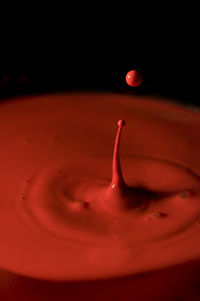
[125,70,143,87]
[0,93,200,300]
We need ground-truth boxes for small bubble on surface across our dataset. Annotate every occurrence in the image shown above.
[149,212,167,219]
[179,191,190,199]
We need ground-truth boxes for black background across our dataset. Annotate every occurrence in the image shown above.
[0,21,199,107]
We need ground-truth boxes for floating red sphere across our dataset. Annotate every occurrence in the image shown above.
[125,70,143,87]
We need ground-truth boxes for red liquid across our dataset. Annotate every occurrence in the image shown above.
[126,70,143,87]
[88,119,155,213]
[0,92,200,300]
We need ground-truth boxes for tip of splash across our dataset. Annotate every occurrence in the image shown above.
[118,120,126,127]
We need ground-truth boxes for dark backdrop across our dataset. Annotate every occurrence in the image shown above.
[0,22,199,107]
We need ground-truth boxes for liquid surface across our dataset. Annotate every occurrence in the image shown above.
[0,92,200,280]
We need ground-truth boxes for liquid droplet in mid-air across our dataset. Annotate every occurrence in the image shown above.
[125,70,143,87]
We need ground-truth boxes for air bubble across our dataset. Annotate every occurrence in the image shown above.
[179,191,190,199]
[149,212,167,219]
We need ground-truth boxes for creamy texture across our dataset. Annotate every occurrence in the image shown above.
[0,92,200,281]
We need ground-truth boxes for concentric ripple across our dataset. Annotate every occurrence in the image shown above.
[17,157,200,249]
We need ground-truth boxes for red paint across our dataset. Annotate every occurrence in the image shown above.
[0,93,200,300]
[112,120,126,187]
[105,119,127,212]
[125,70,143,87]
[97,119,154,213]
